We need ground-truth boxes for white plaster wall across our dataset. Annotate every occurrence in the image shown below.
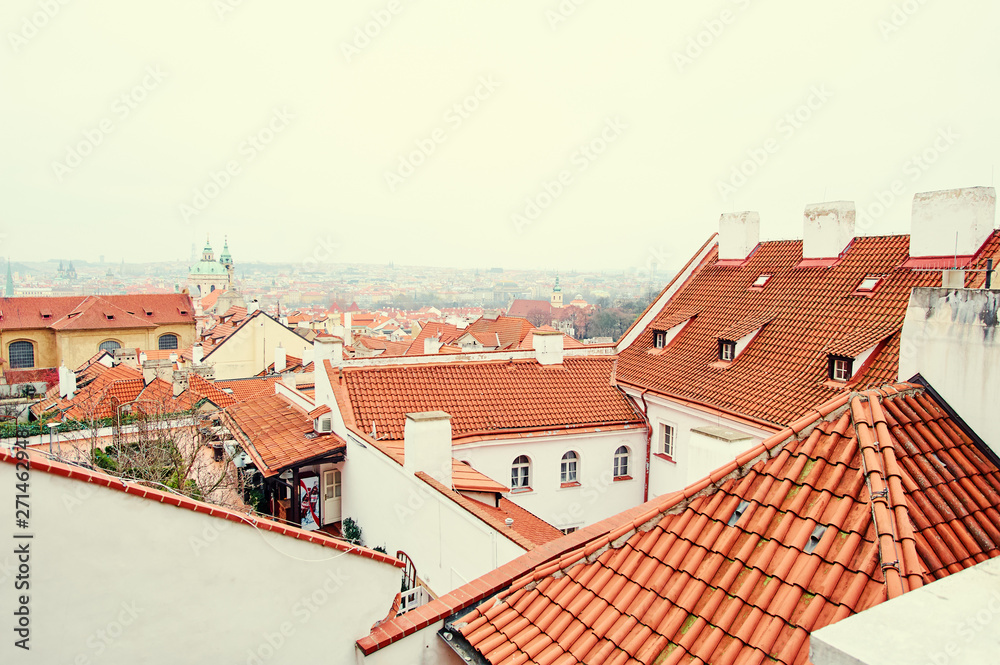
[899,287,1000,456]
[342,435,525,596]
[0,462,400,665]
[625,389,774,498]
[455,429,647,530]
[207,316,313,380]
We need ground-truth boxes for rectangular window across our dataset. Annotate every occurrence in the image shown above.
[719,340,735,361]
[560,526,578,535]
[660,424,676,458]
[654,332,666,349]
[831,357,852,382]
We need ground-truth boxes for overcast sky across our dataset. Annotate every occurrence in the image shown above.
[1,1,998,272]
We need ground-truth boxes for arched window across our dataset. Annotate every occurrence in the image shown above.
[210,285,216,293]
[8,341,34,369]
[613,446,630,479]
[158,334,179,350]
[560,451,579,485]
[511,455,531,490]
[99,340,122,353]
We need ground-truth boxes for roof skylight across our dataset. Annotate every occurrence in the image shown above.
[751,274,771,288]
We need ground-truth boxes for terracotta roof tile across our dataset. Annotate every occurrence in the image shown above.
[429,384,1000,664]
[223,392,345,476]
[332,357,643,442]
[0,294,195,330]
[215,376,283,403]
[616,232,1000,427]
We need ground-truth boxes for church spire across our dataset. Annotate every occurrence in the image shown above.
[5,258,15,298]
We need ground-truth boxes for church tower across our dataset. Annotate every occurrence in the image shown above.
[550,275,563,308]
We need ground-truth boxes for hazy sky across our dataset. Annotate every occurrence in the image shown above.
[2,1,998,272]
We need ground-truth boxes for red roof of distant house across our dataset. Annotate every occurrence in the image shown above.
[355,336,411,357]
[616,232,1000,428]
[405,321,464,355]
[507,299,555,319]
[223,393,345,477]
[464,315,536,350]
[359,382,1000,660]
[215,376,283,403]
[0,294,195,330]
[198,289,222,311]
[331,356,643,443]
[187,373,237,408]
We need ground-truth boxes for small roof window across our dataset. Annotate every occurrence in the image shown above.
[751,274,771,288]
[855,277,881,293]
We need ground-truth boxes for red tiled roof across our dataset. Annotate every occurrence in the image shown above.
[0,294,195,330]
[223,392,345,477]
[465,316,536,350]
[443,383,1000,664]
[405,321,464,355]
[356,337,411,356]
[616,232,1000,427]
[187,373,237,408]
[215,376,282,403]
[198,288,222,310]
[452,459,508,494]
[507,299,555,319]
[332,357,643,442]
[33,364,147,420]
[0,447,402,568]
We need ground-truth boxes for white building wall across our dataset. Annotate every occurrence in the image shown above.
[624,389,775,498]
[899,287,1000,456]
[0,461,400,665]
[454,429,647,531]
[342,434,526,596]
[206,316,313,380]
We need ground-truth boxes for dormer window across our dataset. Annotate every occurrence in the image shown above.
[654,332,666,348]
[751,274,771,288]
[829,355,853,382]
[719,340,736,361]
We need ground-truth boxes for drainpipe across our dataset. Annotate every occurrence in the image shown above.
[639,389,653,503]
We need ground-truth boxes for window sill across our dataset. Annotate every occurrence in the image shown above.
[652,453,676,464]
[613,475,633,482]
[510,486,533,494]
[708,360,732,370]
[559,481,581,489]
[822,378,852,389]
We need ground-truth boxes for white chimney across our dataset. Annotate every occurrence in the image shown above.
[247,299,260,315]
[171,370,187,397]
[301,346,315,367]
[910,187,996,259]
[58,363,76,400]
[138,352,147,365]
[533,330,564,365]
[274,344,287,373]
[343,312,353,344]
[423,335,442,355]
[718,211,760,261]
[803,201,855,259]
[192,344,203,365]
[314,336,343,369]
[403,411,453,488]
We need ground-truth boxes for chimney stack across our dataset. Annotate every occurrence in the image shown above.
[718,212,760,261]
[247,299,260,315]
[423,335,442,355]
[192,344,203,365]
[910,187,996,259]
[314,336,343,370]
[301,346,315,368]
[343,312,353,345]
[58,363,76,400]
[533,330,564,365]
[403,411,453,488]
[274,344,287,373]
[803,201,855,259]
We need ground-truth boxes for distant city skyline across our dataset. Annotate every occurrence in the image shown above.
[2,2,998,272]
